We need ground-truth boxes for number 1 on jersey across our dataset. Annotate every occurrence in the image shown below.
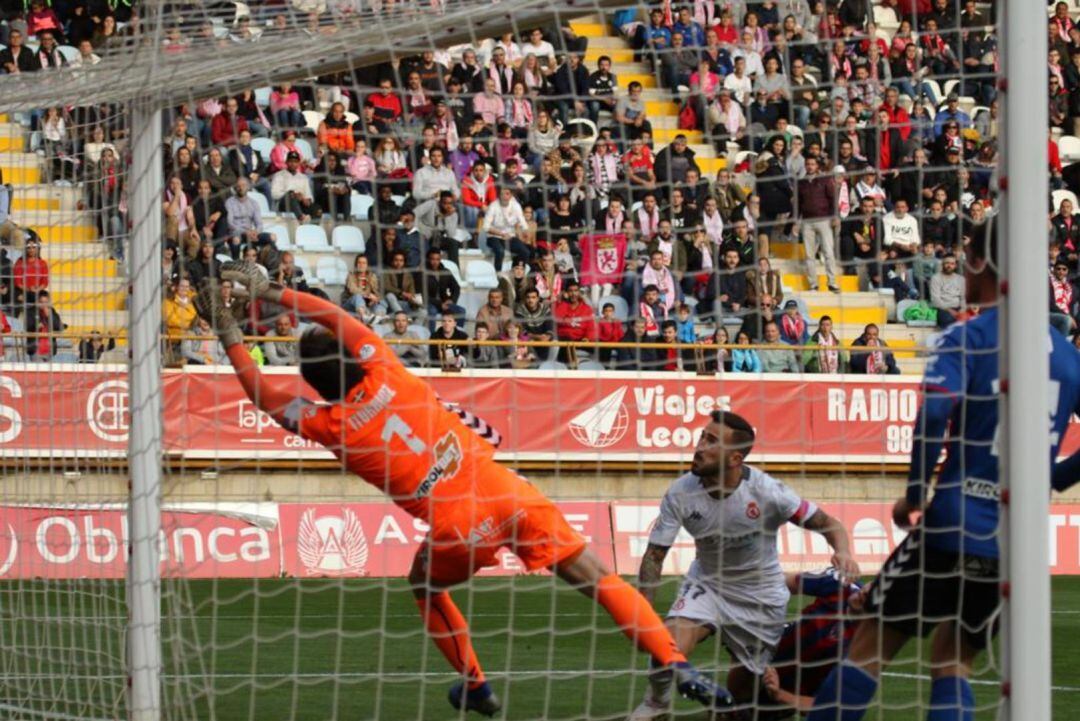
[382,414,427,454]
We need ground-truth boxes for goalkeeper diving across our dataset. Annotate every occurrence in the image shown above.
[195,261,736,717]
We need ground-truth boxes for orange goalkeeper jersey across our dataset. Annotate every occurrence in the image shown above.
[297,327,495,519]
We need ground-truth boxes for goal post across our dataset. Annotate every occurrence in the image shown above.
[127,102,164,721]
[1002,0,1051,717]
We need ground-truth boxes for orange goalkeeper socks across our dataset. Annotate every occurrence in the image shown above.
[415,592,486,689]
[594,574,688,667]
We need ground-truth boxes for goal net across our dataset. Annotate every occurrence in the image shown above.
[0,0,1069,719]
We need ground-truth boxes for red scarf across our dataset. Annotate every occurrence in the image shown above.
[781,313,805,343]
[865,337,885,374]
[1053,278,1074,314]
[36,310,50,358]
[533,271,562,301]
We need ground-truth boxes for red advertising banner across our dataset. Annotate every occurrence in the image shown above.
[0,367,1075,464]
[0,504,281,579]
[276,501,615,578]
[611,501,1080,576]
[1,502,1078,578]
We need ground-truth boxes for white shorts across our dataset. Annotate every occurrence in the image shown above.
[666,577,787,675]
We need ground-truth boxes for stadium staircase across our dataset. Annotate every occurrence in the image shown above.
[0,115,127,345]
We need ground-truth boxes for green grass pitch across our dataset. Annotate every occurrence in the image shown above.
[2,577,1078,719]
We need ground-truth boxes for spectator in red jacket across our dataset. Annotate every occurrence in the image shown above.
[365,79,404,125]
[460,161,496,231]
[554,280,598,357]
[878,87,911,141]
[210,97,249,147]
[13,240,49,304]
[596,302,624,365]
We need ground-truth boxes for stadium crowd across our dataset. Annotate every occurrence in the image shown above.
[2,0,1080,366]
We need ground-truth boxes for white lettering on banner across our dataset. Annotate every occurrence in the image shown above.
[0,524,17,576]
[564,513,593,543]
[37,516,80,563]
[0,376,22,444]
[630,386,730,449]
[826,388,918,423]
[373,515,431,544]
[209,527,238,562]
[238,400,278,434]
[30,513,271,568]
[1051,515,1068,567]
[86,380,129,443]
[633,386,731,424]
[84,516,119,564]
[375,516,408,544]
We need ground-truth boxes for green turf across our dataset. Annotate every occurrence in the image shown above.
[0,576,1077,720]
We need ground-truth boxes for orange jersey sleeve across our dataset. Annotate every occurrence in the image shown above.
[299,342,496,518]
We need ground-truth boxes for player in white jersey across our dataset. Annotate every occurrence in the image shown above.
[629,411,860,720]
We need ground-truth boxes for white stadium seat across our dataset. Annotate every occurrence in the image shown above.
[294,225,332,252]
[250,137,275,164]
[1059,135,1080,165]
[332,226,365,254]
[465,260,499,289]
[316,257,349,286]
[349,193,374,220]
[263,223,291,250]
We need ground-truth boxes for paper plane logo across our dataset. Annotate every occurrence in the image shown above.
[568,386,630,448]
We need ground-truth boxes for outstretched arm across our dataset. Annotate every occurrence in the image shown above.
[637,543,670,605]
[198,277,311,430]
[276,285,378,357]
[224,343,304,430]
[800,509,860,580]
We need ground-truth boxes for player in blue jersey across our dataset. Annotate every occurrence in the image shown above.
[807,224,1080,721]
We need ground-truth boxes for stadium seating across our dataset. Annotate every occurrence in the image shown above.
[252,190,274,218]
[250,137,275,164]
[264,223,292,250]
[598,295,629,321]
[315,256,349,286]
[349,193,374,220]
[440,259,463,285]
[464,260,499,289]
[294,225,332,252]
[331,226,365,254]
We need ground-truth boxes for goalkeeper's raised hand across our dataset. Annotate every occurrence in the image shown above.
[195,280,244,349]
[220,261,284,303]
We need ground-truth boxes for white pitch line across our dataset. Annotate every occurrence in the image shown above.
[881,671,1080,694]
[2,670,1078,693]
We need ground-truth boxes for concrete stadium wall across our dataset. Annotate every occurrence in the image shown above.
[4,469,1078,505]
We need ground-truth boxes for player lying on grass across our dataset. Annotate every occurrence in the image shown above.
[196,262,735,717]
[758,569,865,719]
[807,224,1080,721]
[629,411,860,720]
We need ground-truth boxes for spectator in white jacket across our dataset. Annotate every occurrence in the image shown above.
[270,151,319,221]
[881,198,920,257]
[481,186,531,271]
[411,147,459,204]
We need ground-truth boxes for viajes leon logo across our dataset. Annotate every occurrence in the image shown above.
[296,508,369,576]
[568,386,630,448]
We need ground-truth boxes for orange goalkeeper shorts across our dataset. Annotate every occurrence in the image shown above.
[421,462,586,583]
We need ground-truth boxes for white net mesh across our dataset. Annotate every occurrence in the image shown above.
[0,0,1077,719]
